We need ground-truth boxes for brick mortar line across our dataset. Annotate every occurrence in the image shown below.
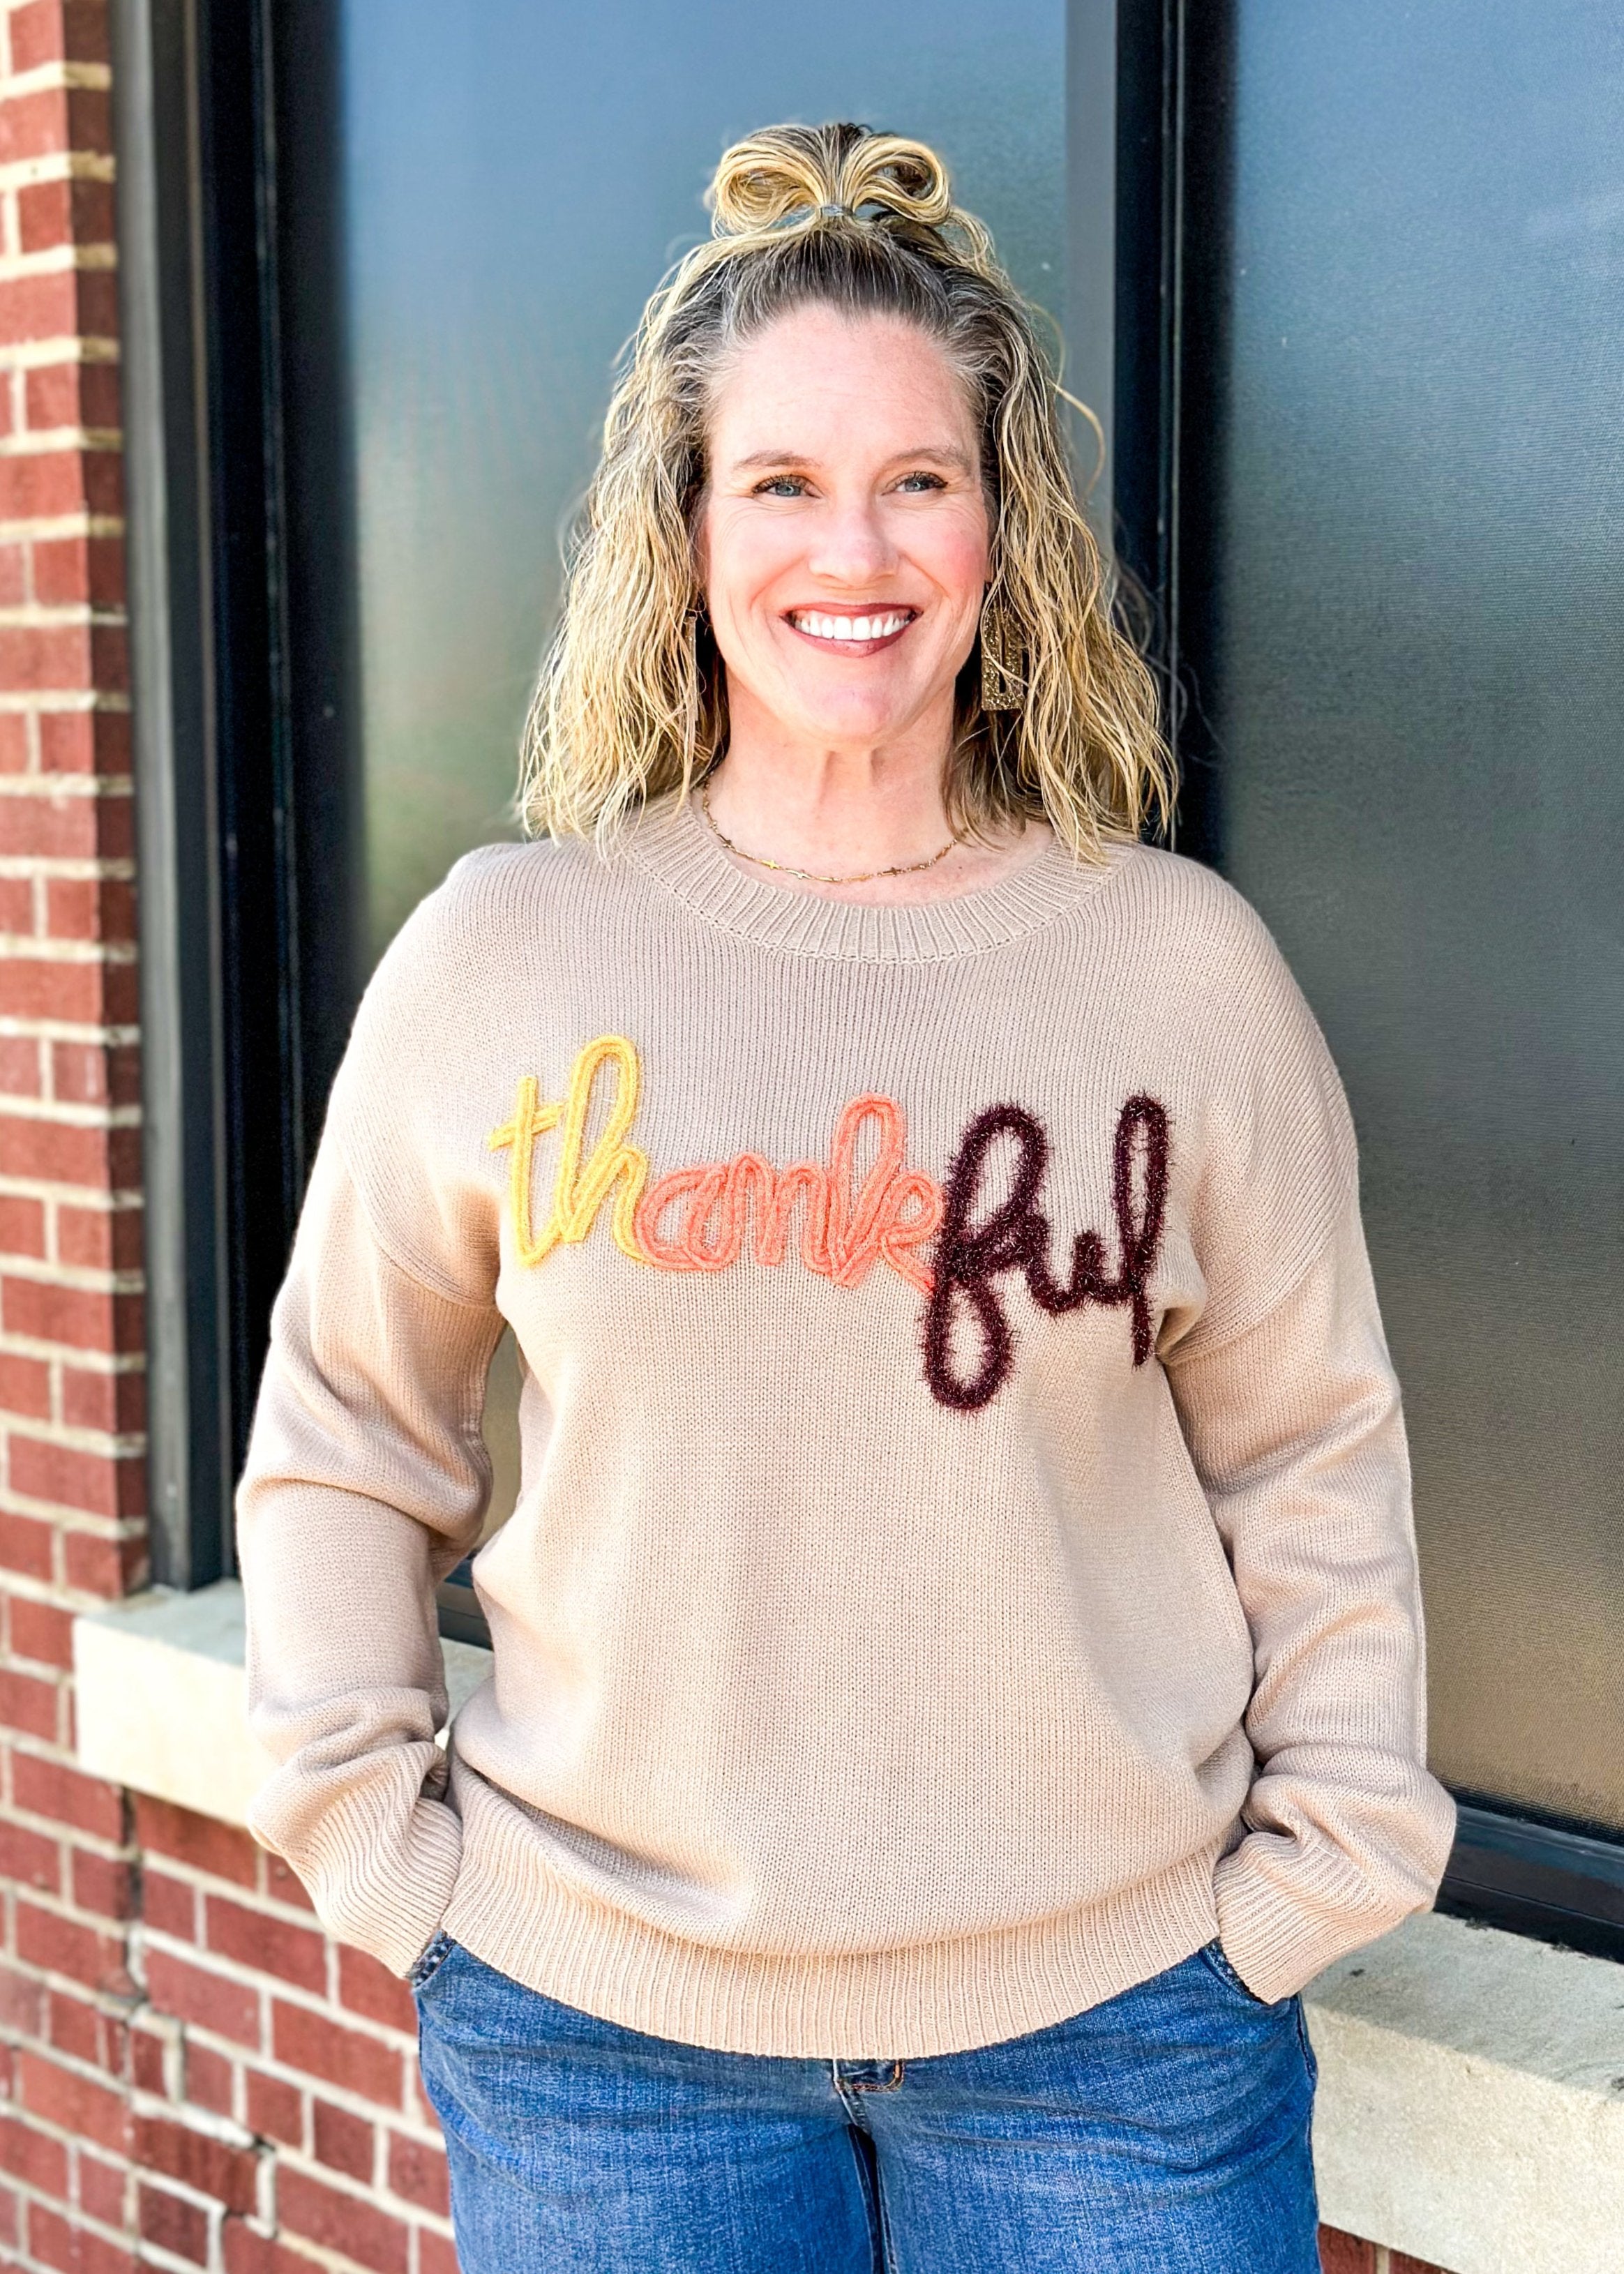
[0,1094,140,1117]
[6,1881,151,1953]
[0,1228,146,1264]
[0,1335,146,1368]
[0,1579,140,1623]
[0,61,115,98]
[0,2174,158,2265]
[0,339,119,374]
[126,2169,251,2222]
[0,691,130,707]
[0,611,128,636]
[0,1492,146,1526]
[0,1091,140,1123]
[0,775,133,795]
[273,2119,451,2164]
[126,2128,453,2218]
[0,516,124,545]
[0,1021,141,1047]
[0,1673,77,1703]
[127,2236,223,2274]
[126,2084,255,2153]
[0,1645,77,1678]
[0,703,129,723]
[0,928,134,955]
[259,2146,452,2219]
[0,1419,144,1456]
[0,1111,138,1140]
[0,1829,134,1876]
[0,1097,142,1129]
[0,1260,144,1292]
[0,157,118,196]
[128,1872,330,1941]
[0,977,139,1003]
[236,2229,396,2274]
[0,245,116,279]
[133,1927,421,2056]
[0,1282,146,1318]
[265,2145,455,2220]
[0,2027,147,2111]
[0,2166,150,2264]
[0,427,123,458]
[0,850,135,864]
[0,940,135,964]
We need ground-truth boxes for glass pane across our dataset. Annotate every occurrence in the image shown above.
[1183,2,1624,1826]
[338,0,1068,963]
[331,1,1074,1533]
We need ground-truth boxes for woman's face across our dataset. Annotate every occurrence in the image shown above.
[697,306,991,756]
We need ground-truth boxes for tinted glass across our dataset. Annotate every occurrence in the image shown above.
[338,0,1068,961]
[1180,2,1624,1828]
[331,1,1075,1535]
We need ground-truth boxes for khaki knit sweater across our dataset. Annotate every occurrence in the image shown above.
[239,796,1454,2058]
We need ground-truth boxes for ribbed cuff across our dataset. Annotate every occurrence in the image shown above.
[251,1752,465,1979]
[1213,1837,1378,2004]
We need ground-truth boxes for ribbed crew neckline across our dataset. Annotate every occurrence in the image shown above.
[624,793,1131,963]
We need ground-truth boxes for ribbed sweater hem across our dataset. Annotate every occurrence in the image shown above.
[437,1769,1223,2059]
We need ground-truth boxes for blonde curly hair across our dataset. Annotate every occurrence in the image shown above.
[520,121,1172,861]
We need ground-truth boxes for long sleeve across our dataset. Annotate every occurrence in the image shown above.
[1165,1188,1457,2001]
[238,1137,503,1970]
[237,873,506,1974]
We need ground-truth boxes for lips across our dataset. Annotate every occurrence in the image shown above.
[784,607,917,653]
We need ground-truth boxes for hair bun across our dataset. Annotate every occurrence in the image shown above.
[707,121,955,239]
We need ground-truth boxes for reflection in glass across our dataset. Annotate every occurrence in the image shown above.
[338,0,1067,961]
[334,1,1071,1529]
[1187,1,1624,1826]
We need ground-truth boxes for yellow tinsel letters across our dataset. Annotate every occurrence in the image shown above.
[488,1034,650,1266]
[489,1034,944,1294]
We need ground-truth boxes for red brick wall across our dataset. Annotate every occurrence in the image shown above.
[0,6,462,2270]
[0,6,1451,2272]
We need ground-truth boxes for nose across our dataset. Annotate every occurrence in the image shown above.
[803,495,898,589]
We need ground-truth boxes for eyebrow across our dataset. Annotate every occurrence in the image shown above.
[729,444,977,475]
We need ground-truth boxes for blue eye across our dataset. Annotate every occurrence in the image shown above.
[755,476,806,498]
[897,472,947,493]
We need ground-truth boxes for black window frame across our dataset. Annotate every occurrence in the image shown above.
[115,0,1624,1959]
[114,0,358,1592]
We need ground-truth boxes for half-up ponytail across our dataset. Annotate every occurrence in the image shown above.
[707,123,983,257]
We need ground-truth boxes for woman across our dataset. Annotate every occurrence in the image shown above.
[240,123,1454,2273]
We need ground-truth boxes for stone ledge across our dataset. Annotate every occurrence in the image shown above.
[1305,1909,1624,2274]
[73,1584,1624,2273]
[72,1576,493,1828]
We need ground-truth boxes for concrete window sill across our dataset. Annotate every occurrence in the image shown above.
[75,1583,1624,2274]
[73,1577,493,1828]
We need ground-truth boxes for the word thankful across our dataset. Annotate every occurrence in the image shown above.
[488,1036,1169,1411]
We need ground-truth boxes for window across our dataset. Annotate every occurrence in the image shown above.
[1115,0,1624,1954]
[126,0,1624,1950]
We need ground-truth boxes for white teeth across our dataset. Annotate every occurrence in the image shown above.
[792,610,908,642]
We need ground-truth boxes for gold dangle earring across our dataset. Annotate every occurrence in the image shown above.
[979,588,1024,714]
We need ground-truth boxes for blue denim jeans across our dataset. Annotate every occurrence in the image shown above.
[412,1933,1319,2272]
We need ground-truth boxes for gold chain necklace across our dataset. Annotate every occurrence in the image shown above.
[700,779,958,887]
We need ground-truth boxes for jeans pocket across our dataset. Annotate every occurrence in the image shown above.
[408,1930,459,1996]
[1198,1936,1275,2010]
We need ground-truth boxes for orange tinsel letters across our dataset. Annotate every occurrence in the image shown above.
[491,1037,941,1295]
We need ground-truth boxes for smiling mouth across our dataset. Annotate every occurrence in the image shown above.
[785,608,917,651]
